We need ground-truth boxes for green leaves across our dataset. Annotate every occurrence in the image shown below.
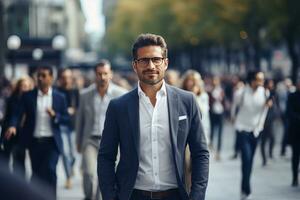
[103,0,299,57]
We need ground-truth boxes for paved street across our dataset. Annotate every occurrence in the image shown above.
[57,120,300,200]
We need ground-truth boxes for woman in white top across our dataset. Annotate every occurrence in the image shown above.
[181,70,210,142]
[181,69,210,193]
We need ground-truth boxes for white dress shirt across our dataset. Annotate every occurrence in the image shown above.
[34,88,53,138]
[134,81,178,191]
[92,85,115,137]
[233,85,268,135]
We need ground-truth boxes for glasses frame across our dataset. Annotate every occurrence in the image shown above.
[134,57,165,67]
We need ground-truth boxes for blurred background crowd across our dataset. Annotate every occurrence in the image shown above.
[0,0,300,200]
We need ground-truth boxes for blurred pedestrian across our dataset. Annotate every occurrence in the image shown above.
[97,33,209,200]
[260,79,276,166]
[230,79,245,159]
[5,66,69,199]
[209,76,225,160]
[0,76,33,177]
[76,60,127,200]
[165,69,180,87]
[181,70,210,143]
[231,70,271,200]
[277,78,296,157]
[181,69,210,192]
[57,68,79,189]
[286,79,300,187]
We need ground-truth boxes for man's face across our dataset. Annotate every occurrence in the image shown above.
[37,69,53,89]
[95,65,112,88]
[184,76,196,92]
[60,70,73,88]
[255,72,265,88]
[132,45,168,86]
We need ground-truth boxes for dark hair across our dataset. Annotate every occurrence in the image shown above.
[37,66,53,76]
[132,33,168,60]
[246,70,262,83]
[94,59,111,72]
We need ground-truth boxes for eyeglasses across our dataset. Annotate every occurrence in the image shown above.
[135,57,165,66]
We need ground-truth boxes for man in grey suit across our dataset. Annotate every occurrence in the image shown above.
[98,33,209,200]
[76,60,127,200]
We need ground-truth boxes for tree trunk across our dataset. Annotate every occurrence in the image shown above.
[287,35,299,84]
[0,1,5,77]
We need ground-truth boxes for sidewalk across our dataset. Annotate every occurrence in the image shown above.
[57,120,300,200]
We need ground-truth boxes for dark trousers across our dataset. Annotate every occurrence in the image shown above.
[130,189,182,200]
[30,137,59,199]
[0,136,26,178]
[210,113,224,152]
[280,117,289,156]
[238,131,258,195]
[260,123,275,166]
[233,131,240,157]
[291,143,300,183]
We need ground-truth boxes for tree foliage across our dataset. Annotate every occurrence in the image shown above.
[102,0,300,79]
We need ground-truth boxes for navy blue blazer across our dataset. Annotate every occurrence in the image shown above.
[9,88,69,153]
[98,85,209,200]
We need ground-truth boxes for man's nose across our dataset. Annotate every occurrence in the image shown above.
[147,59,156,69]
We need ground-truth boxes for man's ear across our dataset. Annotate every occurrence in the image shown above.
[132,61,137,73]
[164,58,169,70]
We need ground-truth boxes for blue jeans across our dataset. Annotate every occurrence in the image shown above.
[61,126,75,179]
[238,131,258,195]
[210,113,224,152]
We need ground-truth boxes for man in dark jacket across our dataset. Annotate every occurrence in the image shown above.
[287,79,300,187]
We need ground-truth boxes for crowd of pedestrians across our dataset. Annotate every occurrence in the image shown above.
[0,33,299,200]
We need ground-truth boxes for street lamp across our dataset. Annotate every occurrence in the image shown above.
[52,35,66,50]
[7,35,21,78]
[52,35,66,67]
[32,48,43,61]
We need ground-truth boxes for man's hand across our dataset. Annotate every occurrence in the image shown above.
[46,108,56,118]
[266,99,273,107]
[5,127,17,140]
[68,107,75,115]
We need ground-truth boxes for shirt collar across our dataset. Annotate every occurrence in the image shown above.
[138,80,167,98]
[94,82,113,97]
[38,87,53,97]
[107,82,113,96]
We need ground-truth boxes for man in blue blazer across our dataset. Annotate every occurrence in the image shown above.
[6,66,69,199]
[98,33,209,200]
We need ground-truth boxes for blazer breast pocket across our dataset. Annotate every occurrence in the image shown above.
[178,115,188,132]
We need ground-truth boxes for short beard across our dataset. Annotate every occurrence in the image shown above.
[141,77,163,86]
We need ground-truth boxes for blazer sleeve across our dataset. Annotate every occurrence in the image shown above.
[53,94,69,126]
[8,94,26,128]
[97,100,119,200]
[188,95,209,200]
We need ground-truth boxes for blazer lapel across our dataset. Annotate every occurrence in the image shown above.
[32,89,38,119]
[127,89,140,157]
[166,85,179,152]
[87,89,96,120]
[52,89,58,111]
